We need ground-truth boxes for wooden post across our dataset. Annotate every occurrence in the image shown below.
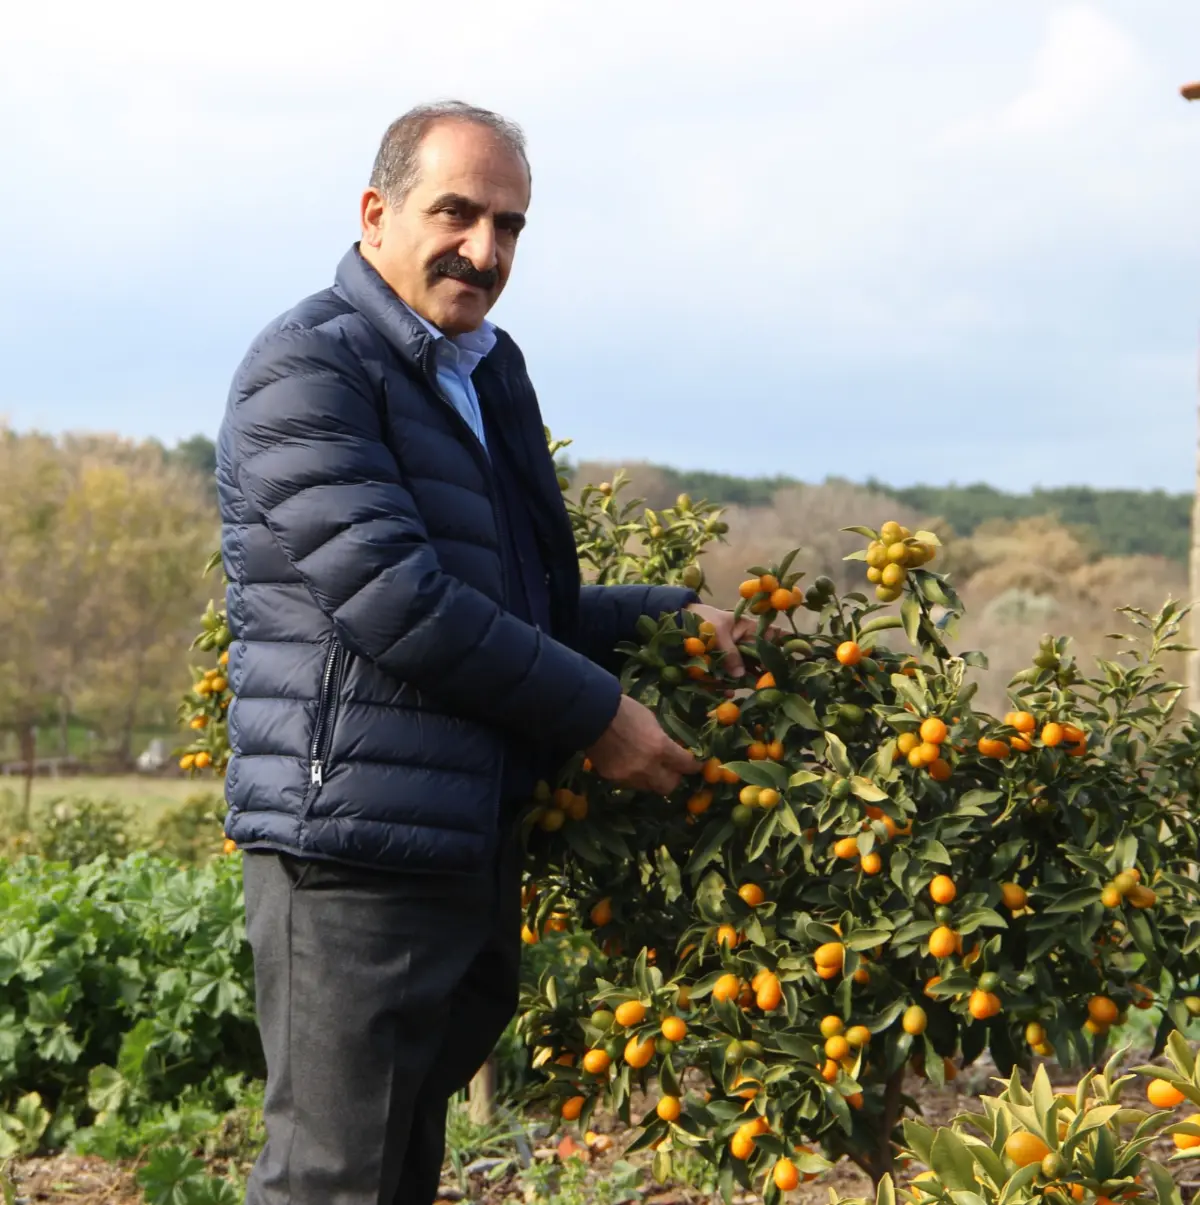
[1185,86,1199,708]
[1192,330,1200,713]
[468,1056,497,1126]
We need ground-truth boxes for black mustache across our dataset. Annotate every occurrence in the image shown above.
[431,254,498,291]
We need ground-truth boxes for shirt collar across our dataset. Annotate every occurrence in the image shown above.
[398,297,498,362]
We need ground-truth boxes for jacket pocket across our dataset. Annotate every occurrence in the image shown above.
[308,639,347,789]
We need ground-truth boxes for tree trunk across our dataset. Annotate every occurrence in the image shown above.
[870,1065,907,1184]
[468,1056,497,1126]
[17,723,36,829]
[1191,331,1200,714]
[117,645,151,769]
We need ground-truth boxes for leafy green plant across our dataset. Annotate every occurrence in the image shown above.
[441,1096,529,1191]
[40,796,134,865]
[0,1091,49,1159]
[0,851,260,1146]
[833,1050,1184,1205]
[520,1154,641,1205]
[149,793,228,864]
[517,493,1200,1197]
[8,796,135,867]
[136,1145,240,1205]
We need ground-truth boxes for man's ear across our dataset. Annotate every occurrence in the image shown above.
[360,188,388,249]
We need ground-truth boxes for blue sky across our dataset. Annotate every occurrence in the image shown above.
[2,1,1198,491]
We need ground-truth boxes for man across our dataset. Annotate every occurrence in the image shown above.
[216,101,755,1205]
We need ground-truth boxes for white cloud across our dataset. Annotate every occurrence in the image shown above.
[937,5,1142,148]
[2,0,1199,489]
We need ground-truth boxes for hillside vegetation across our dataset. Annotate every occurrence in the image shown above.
[574,458,1192,563]
[572,459,1191,715]
[163,436,1193,563]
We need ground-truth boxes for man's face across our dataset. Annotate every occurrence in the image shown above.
[360,120,530,335]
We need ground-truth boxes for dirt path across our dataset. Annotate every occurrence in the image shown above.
[7,1063,1199,1204]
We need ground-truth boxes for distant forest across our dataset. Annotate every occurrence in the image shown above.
[583,465,1193,564]
[168,436,1192,563]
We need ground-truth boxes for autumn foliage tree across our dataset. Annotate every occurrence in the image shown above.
[0,428,215,806]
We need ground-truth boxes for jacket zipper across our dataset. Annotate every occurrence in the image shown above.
[419,341,508,810]
[309,640,344,786]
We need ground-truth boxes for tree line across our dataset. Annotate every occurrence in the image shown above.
[564,453,1191,564]
[0,427,217,800]
[170,434,1191,562]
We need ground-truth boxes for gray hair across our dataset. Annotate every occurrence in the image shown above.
[369,101,530,207]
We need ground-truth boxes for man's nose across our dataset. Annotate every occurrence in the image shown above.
[460,221,497,273]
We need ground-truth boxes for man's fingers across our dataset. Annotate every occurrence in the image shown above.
[733,617,758,641]
[649,767,683,797]
[717,632,745,678]
[663,740,700,775]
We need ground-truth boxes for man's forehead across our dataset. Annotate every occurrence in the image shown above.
[415,124,529,204]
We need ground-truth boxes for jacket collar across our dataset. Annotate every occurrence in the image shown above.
[333,243,438,371]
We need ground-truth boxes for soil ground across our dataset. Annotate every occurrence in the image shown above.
[7,1060,1200,1205]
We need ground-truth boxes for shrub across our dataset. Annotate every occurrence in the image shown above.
[149,792,228,864]
[515,498,1200,1199]
[33,796,135,866]
[832,1048,1186,1205]
[0,793,136,867]
[0,852,260,1146]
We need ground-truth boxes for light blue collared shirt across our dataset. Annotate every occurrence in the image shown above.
[400,299,497,453]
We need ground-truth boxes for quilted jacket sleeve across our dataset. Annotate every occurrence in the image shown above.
[226,325,622,751]
[575,584,699,674]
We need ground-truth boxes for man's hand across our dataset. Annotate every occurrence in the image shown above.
[685,602,761,679]
[586,695,699,796]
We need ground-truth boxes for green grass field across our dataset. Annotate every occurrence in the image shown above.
[0,774,218,835]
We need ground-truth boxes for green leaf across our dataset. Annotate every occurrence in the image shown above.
[748,810,780,862]
[1043,887,1101,914]
[659,1055,681,1098]
[917,839,952,866]
[782,695,822,730]
[134,1145,209,1205]
[660,709,699,748]
[955,908,1009,935]
[849,777,888,802]
[1092,1123,1115,1182]
[723,761,789,790]
[892,920,936,945]
[901,595,921,645]
[859,615,905,636]
[928,1128,977,1191]
[961,789,1003,811]
[1144,1159,1184,1205]
[684,821,733,875]
[86,1066,127,1114]
[624,1117,668,1155]
[1127,911,1159,967]
[560,822,609,866]
[825,733,852,776]
[846,928,893,951]
[998,1164,1040,1205]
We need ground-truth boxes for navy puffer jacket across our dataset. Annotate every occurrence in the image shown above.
[216,246,695,874]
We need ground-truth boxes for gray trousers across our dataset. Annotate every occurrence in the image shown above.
[241,829,521,1205]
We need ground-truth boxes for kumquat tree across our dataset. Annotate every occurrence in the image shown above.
[180,437,1200,1202]
[514,469,1200,1201]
